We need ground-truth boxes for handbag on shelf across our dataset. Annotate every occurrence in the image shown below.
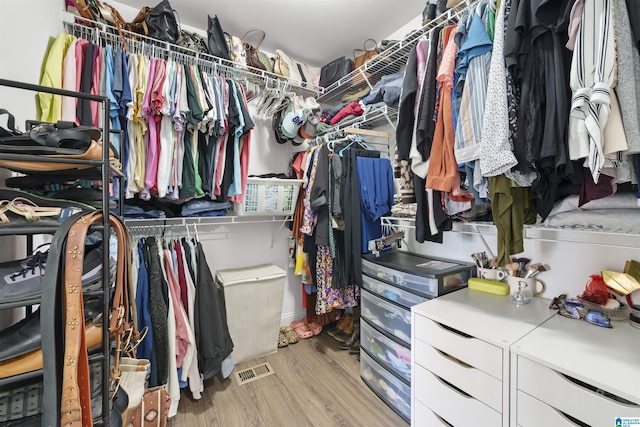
[241,29,272,72]
[353,38,379,84]
[226,32,247,67]
[319,56,354,88]
[291,59,321,87]
[273,50,319,86]
[177,30,210,54]
[146,0,179,43]
[126,5,152,35]
[273,49,292,78]
[207,15,231,60]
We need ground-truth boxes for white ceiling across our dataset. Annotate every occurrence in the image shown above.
[114,0,426,66]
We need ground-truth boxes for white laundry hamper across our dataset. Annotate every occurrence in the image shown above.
[215,264,286,364]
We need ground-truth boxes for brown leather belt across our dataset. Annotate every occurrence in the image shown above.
[60,212,133,427]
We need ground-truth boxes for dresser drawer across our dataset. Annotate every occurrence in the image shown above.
[413,399,453,426]
[517,356,640,426]
[361,349,411,422]
[414,364,501,427]
[362,274,430,310]
[414,314,502,379]
[362,289,411,346]
[361,318,411,383]
[517,390,582,426]
[414,338,502,412]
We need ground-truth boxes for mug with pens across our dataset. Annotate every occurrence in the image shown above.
[504,257,549,305]
[471,252,506,282]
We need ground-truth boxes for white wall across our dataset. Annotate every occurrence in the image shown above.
[401,225,640,306]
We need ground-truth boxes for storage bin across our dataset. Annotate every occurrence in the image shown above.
[361,348,411,422]
[234,177,303,216]
[361,288,411,346]
[361,318,411,383]
[361,274,430,310]
[215,264,286,364]
[362,252,474,298]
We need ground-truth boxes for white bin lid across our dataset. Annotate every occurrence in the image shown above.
[216,264,286,286]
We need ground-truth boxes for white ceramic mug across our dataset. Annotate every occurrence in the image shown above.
[477,267,507,281]
[507,276,546,305]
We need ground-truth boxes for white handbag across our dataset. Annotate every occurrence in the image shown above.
[292,59,321,87]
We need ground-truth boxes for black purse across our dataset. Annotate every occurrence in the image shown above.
[319,57,354,88]
[146,0,179,43]
[207,15,231,60]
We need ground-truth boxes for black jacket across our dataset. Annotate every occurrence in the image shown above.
[194,242,234,380]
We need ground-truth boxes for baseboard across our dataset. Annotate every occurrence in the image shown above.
[280,310,307,327]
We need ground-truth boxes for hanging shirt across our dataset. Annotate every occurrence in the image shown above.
[158,60,176,198]
[61,38,79,122]
[426,25,459,192]
[126,53,139,198]
[37,33,75,123]
[134,55,150,194]
[568,0,615,183]
[454,7,493,164]
[480,0,518,177]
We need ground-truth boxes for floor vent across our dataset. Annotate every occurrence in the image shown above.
[235,362,274,385]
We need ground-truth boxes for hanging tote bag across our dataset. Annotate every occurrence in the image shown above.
[146,0,179,43]
[207,15,231,60]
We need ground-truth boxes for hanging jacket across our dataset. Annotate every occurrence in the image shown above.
[194,242,234,380]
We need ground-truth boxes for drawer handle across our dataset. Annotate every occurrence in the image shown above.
[434,373,473,398]
[436,321,473,338]
[432,411,454,426]
[555,409,590,427]
[435,348,472,369]
[559,372,638,406]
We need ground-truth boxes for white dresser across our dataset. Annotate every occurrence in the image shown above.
[511,315,640,427]
[411,289,555,426]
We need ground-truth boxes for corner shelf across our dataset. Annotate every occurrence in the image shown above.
[317,0,472,104]
[381,216,640,250]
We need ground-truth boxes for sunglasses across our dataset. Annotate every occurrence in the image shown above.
[558,303,612,328]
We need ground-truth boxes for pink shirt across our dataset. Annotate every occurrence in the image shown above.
[90,45,102,127]
[163,249,190,368]
[61,39,78,122]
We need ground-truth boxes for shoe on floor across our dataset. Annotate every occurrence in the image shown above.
[327,313,353,340]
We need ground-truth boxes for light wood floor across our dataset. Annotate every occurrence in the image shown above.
[169,331,408,427]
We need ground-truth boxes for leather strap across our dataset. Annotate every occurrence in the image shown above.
[60,212,133,427]
[61,213,94,427]
[240,29,266,49]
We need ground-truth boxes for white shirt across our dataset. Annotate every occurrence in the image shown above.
[568,0,616,183]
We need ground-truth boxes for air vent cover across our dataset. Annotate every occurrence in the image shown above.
[235,362,274,385]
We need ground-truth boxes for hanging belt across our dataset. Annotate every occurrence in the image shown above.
[60,212,133,427]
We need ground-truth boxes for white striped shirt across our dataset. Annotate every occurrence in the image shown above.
[568,0,616,183]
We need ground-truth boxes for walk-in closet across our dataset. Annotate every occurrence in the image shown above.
[0,0,639,426]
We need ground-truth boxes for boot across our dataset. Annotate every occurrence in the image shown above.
[338,316,360,350]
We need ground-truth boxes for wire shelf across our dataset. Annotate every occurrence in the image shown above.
[62,12,324,97]
[317,105,398,145]
[318,0,473,103]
